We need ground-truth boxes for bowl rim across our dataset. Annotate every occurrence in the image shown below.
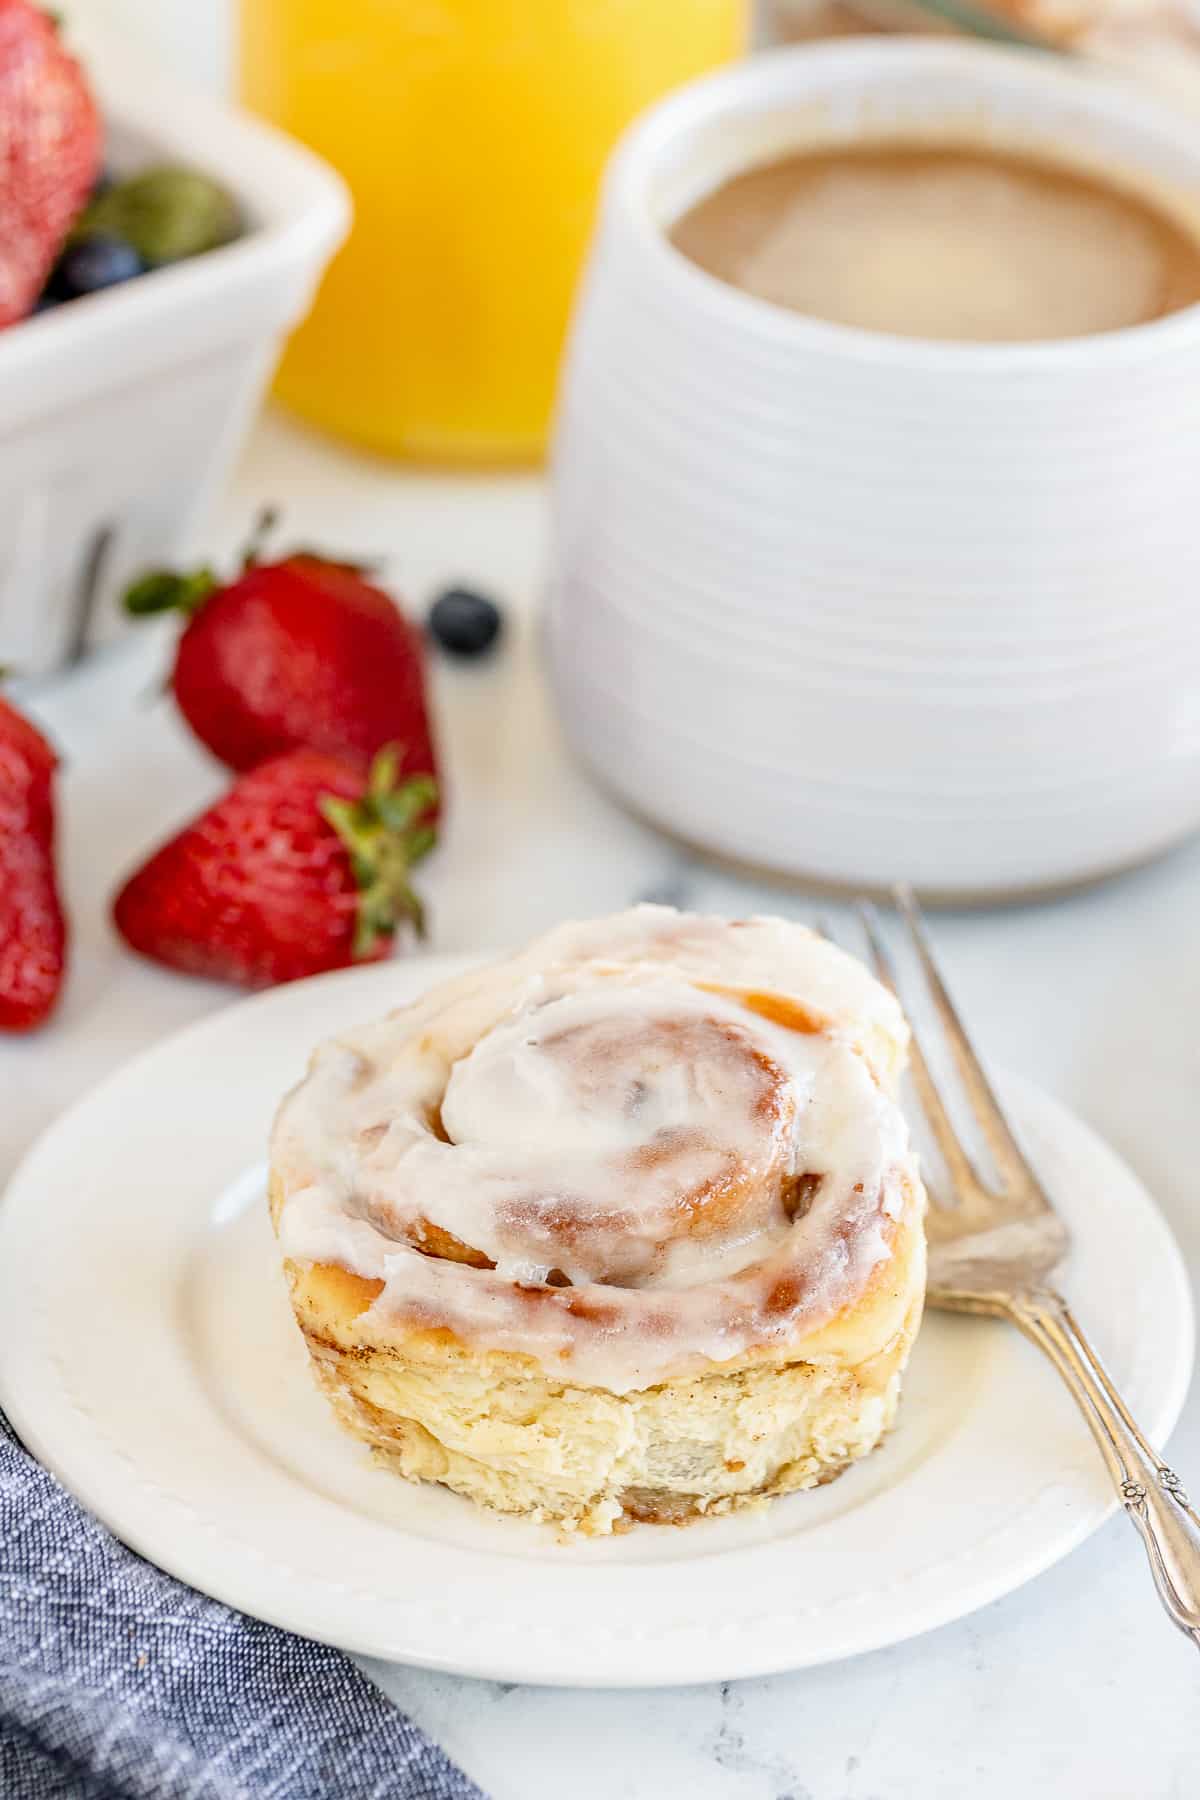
[602,39,1200,371]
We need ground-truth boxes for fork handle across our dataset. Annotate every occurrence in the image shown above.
[1009,1288,1200,1646]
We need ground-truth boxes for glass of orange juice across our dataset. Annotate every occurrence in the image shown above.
[241,0,746,463]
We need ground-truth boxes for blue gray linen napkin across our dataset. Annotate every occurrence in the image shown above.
[0,1410,486,1800]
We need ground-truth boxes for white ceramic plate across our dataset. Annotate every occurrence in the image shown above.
[0,956,1192,1687]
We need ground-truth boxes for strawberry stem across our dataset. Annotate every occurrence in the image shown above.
[241,505,280,570]
[319,745,438,957]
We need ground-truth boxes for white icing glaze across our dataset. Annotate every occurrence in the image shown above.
[271,907,920,1392]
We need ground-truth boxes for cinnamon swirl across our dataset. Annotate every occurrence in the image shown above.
[269,907,926,1533]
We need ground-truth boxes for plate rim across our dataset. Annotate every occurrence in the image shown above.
[0,955,1193,1687]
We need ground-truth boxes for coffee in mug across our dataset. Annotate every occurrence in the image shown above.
[669,141,1200,340]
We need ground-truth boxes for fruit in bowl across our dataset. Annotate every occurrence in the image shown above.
[0,0,240,324]
[0,0,100,325]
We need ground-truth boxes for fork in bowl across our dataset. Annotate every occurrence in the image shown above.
[840,887,1200,1648]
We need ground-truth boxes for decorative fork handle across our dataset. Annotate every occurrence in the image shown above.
[1008,1288,1200,1646]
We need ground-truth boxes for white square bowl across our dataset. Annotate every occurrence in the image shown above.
[0,31,350,676]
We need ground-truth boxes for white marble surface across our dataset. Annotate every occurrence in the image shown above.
[4,415,1199,1798]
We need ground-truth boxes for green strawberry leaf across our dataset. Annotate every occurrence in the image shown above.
[319,745,438,957]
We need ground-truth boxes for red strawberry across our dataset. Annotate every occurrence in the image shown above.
[0,2,102,327]
[112,747,436,990]
[125,529,439,795]
[0,693,66,1030]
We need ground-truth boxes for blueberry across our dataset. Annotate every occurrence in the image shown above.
[50,233,144,300]
[428,587,503,658]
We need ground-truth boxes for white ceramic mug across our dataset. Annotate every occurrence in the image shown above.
[546,42,1200,897]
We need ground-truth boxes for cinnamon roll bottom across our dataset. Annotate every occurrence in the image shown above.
[272,1195,924,1533]
[269,906,927,1534]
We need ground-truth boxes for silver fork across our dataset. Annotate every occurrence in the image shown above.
[850,886,1200,1649]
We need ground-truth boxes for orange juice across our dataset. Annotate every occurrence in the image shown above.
[241,0,746,462]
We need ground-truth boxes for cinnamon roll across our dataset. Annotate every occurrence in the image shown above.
[269,906,926,1534]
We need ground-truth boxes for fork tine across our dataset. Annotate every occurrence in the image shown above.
[892,884,1039,1193]
[855,901,990,1207]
